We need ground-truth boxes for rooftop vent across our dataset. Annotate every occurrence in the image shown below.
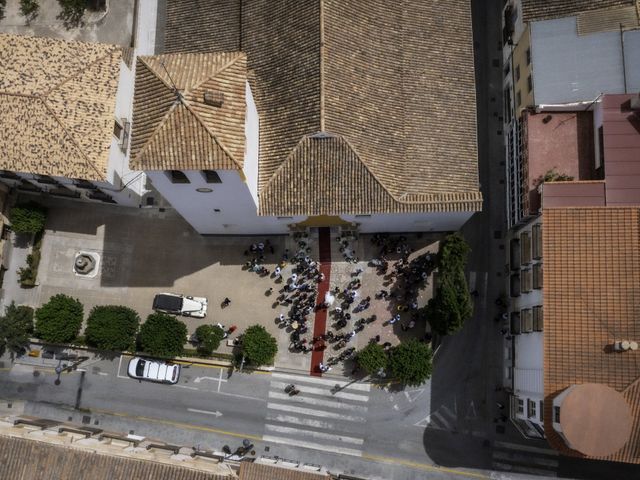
[203,90,224,107]
[613,340,639,351]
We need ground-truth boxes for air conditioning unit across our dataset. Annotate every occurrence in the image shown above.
[630,94,640,111]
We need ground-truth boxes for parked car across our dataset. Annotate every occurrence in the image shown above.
[152,293,208,318]
[127,357,180,384]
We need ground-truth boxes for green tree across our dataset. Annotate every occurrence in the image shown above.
[0,302,34,356]
[57,0,85,27]
[20,0,39,23]
[356,342,388,375]
[9,203,47,234]
[194,324,225,356]
[85,306,140,351]
[389,339,433,386]
[0,0,7,21]
[35,294,83,343]
[426,233,473,335]
[139,313,187,358]
[241,325,277,366]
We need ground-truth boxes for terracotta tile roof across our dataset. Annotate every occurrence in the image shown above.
[543,207,640,463]
[130,52,246,171]
[521,0,637,22]
[239,462,330,480]
[0,435,231,480]
[163,0,482,216]
[0,33,122,181]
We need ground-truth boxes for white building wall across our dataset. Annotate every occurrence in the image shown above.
[244,83,260,207]
[146,170,304,234]
[343,211,475,233]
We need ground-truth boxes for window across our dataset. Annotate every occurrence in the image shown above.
[73,179,97,190]
[510,238,521,270]
[504,87,512,123]
[520,231,531,264]
[113,119,123,140]
[533,263,543,289]
[167,170,190,184]
[504,63,510,78]
[202,170,222,184]
[532,223,542,259]
[517,398,524,414]
[510,273,520,297]
[553,406,561,423]
[515,65,520,81]
[277,216,293,220]
[533,306,543,331]
[516,90,522,108]
[539,401,544,421]
[510,311,521,334]
[34,175,57,185]
[527,75,533,93]
[521,308,533,333]
[528,399,537,418]
[526,48,531,65]
[521,268,532,293]
[355,214,372,218]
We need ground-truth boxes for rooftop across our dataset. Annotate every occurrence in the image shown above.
[543,207,640,463]
[521,0,638,22]
[129,52,247,172]
[238,462,330,480]
[0,33,122,181]
[163,0,482,216]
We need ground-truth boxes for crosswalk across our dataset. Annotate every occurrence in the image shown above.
[263,372,370,457]
[492,440,559,477]
[414,405,458,431]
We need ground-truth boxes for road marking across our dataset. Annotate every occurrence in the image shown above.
[187,408,223,418]
[362,453,489,479]
[270,381,369,402]
[492,451,558,467]
[262,435,362,457]
[175,385,199,391]
[403,389,425,402]
[264,424,363,445]
[215,391,266,402]
[89,407,261,441]
[272,372,371,392]
[116,355,129,379]
[267,403,365,422]
[268,391,367,411]
[173,360,271,374]
[194,376,227,384]
[97,372,109,376]
[266,413,351,431]
[491,461,557,477]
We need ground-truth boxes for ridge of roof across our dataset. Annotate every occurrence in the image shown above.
[522,0,636,22]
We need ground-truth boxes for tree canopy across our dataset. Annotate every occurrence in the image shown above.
[241,325,277,366]
[0,302,34,357]
[389,339,433,387]
[426,233,473,335]
[9,203,47,234]
[35,294,83,343]
[138,313,187,358]
[356,342,388,375]
[195,324,225,356]
[85,305,140,351]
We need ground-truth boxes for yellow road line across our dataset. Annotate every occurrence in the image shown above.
[90,408,262,442]
[172,360,271,375]
[361,453,489,479]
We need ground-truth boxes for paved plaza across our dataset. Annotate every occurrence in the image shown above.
[2,198,440,374]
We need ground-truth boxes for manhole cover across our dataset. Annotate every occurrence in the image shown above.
[82,415,91,425]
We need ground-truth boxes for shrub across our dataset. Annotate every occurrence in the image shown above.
[0,302,34,356]
[20,0,39,22]
[35,294,83,343]
[17,231,43,288]
[426,233,473,335]
[0,0,6,21]
[57,0,85,27]
[241,325,277,367]
[389,339,433,386]
[194,324,225,356]
[139,313,187,358]
[10,203,47,234]
[85,305,140,351]
[356,342,388,375]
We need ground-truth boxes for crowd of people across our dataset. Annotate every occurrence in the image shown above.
[240,232,435,374]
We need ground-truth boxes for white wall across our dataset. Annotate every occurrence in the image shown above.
[146,169,304,234]
[244,82,260,207]
[342,211,475,233]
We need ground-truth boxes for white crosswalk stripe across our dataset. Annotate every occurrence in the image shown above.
[491,441,559,477]
[263,373,371,457]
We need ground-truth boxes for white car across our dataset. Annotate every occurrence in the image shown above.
[127,357,180,384]
[153,293,208,318]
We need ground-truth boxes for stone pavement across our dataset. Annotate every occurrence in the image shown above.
[1,198,442,377]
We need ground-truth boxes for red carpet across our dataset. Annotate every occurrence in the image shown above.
[310,227,331,376]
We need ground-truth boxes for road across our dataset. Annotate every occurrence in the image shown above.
[0,354,503,480]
